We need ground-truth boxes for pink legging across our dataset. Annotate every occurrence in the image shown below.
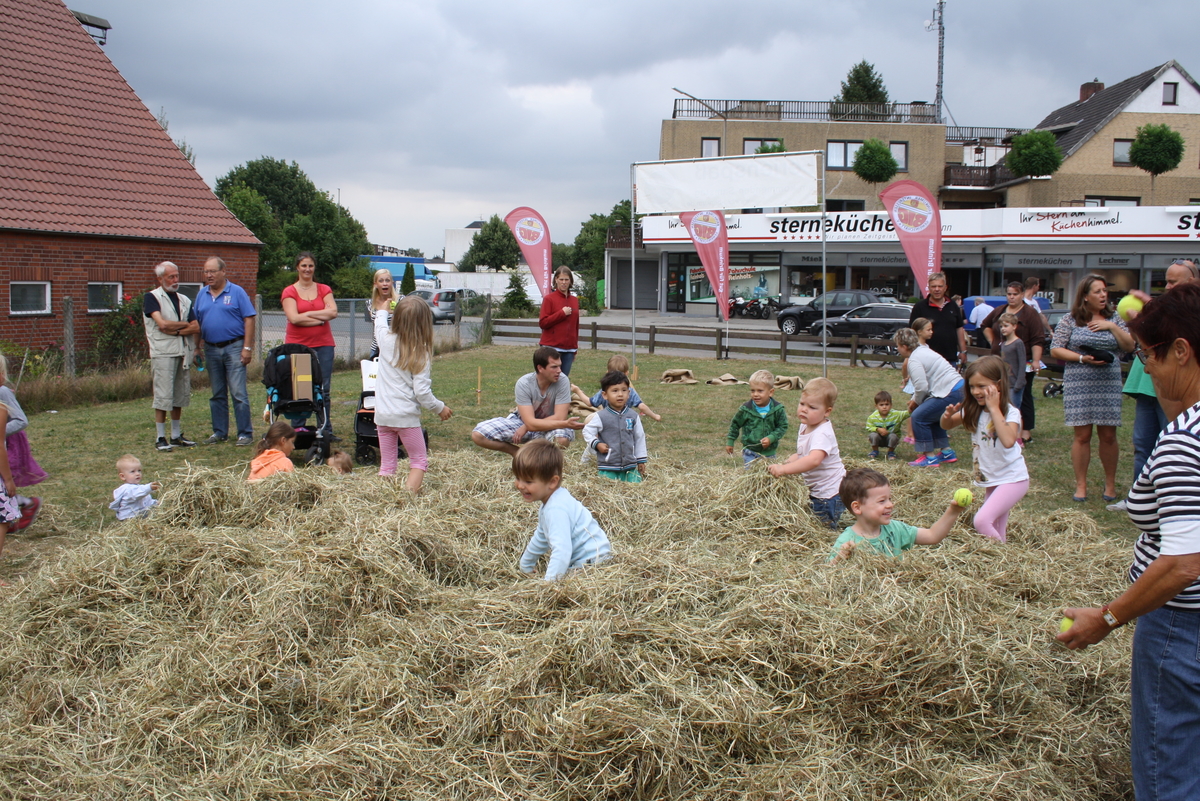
[377,425,427,476]
[972,480,1029,543]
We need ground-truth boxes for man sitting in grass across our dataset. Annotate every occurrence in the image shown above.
[470,346,584,455]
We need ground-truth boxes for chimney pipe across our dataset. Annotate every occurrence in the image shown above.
[1080,80,1104,102]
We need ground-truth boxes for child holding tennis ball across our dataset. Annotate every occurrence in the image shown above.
[829,468,967,562]
[939,355,1029,543]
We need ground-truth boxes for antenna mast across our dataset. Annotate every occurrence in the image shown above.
[925,1,946,124]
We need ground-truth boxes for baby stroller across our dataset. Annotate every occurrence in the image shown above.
[262,343,331,465]
[354,359,427,465]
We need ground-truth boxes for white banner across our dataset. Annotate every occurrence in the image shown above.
[635,152,820,214]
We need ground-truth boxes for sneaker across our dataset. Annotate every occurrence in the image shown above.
[868,450,880,459]
[171,435,196,448]
[203,434,228,445]
[902,436,915,445]
[155,437,174,452]
[235,436,254,447]
[1106,498,1128,512]
[939,448,958,464]
[886,451,898,460]
[12,497,40,531]
[908,454,942,467]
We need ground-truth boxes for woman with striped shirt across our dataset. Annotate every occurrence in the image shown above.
[1059,282,1200,801]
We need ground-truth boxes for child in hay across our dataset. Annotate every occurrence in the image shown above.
[768,377,847,529]
[516,439,611,581]
[829,468,967,562]
[865,389,909,460]
[582,370,648,482]
[725,369,788,466]
[325,450,354,476]
[373,294,453,492]
[572,353,662,421]
[0,355,45,530]
[109,454,160,521]
[248,421,296,482]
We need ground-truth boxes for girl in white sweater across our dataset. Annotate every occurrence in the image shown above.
[894,326,964,467]
[374,295,452,492]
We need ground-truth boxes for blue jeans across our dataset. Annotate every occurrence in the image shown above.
[205,341,252,439]
[1131,604,1200,801]
[742,448,766,466]
[555,349,576,377]
[313,345,335,435]
[811,495,846,529]
[911,382,964,453]
[1133,394,1169,483]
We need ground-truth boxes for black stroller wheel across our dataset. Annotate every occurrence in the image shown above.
[354,440,377,465]
[304,444,325,466]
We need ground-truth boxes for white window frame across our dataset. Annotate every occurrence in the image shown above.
[743,138,782,155]
[87,281,123,313]
[9,281,51,315]
[701,137,720,158]
[1114,139,1133,166]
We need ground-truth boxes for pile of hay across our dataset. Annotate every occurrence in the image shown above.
[0,454,1133,799]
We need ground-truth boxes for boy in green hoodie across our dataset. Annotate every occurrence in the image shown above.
[725,370,788,466]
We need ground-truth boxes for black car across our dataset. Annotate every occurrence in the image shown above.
[776,290,897,336]
[810,303,915,339]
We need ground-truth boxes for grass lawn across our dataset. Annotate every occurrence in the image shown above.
[5,344,1139,580]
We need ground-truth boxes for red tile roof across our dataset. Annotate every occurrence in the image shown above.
[0,0,260,245]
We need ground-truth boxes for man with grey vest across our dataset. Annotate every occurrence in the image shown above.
[581,370,648,482]
[143,261,200,451]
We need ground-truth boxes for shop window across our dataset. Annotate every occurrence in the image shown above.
[10,282,51,315]
[1164,82,1179,105]
[87,282,122,312]
[827,140,862,169]
[743,138,783,155]
[1113,139,1133,166]
[826,199,866,212]
[701,138,720,158]
[890,141,908,171]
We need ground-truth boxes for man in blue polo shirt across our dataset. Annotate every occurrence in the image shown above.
[194,257,257,446]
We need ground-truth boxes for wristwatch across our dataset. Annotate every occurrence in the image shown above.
[1101,603,1122,628]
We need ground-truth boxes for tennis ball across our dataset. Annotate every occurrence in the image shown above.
[1060,617,1074,634]
[1117,294,1143,322]
[953,488,973,507]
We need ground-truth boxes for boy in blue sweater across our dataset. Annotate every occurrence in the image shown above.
[583,370,648,482]
[516,439,612,581]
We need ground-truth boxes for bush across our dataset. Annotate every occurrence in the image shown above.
[91,293,148,366]
[498,271,536,318]
[332,260,374,299]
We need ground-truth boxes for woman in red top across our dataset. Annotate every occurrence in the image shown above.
[538,266,580,376]
[281,252,339,437]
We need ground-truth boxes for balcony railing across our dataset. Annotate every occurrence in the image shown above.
[672,98,940,124]
[606,225,643,250]
[943,163,1017,188]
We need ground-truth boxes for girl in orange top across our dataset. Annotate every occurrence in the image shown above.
[248,421,296,482]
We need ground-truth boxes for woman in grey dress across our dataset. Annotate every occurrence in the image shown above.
[1049,274,1134,503]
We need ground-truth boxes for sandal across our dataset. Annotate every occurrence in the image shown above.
[1103,493,1119,503]
[1072,495,1088,502]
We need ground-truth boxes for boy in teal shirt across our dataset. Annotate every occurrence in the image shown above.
[829,468,966,562]
[725,370,788,466]
[864,390,910,460]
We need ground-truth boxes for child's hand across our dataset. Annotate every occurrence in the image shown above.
[760,436,771,449]
[876,426,889,437]
[150,481,162,491]
[907,400,917,412]
[596,443,610,454]
[981,384,1001,409]
[439,406,453,421]
[767,463,785,477]
[725,445,734,455]
[3,478,15,497]
[637,462,646,476]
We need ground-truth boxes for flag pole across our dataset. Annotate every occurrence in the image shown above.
[820,151,828,378]
[629,163,637,369]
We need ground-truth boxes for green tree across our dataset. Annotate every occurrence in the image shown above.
[755,141,786,154]
[156,107,195,166]
[1129,123,1186,205]
[282,195,371,284]
[402,247,424,258]
[551,242,575,269]
[458,214,521,272]
[499,270,535,317]
[331,256,374,299]
[215,157,318,223]
[852,139,898,204]
[220,184,288,278]
[573,199,631,276]
[1006,130,1063,179]
[834,60,889,104]
[399,263,416,295]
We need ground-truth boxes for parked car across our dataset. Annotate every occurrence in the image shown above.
[810,303,915,339]
[776,290,896,336]
[408,287,478,323]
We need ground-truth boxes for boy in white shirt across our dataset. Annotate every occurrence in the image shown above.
[768,377,847,529]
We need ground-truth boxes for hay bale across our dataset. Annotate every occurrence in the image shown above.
[0,450,1133,799]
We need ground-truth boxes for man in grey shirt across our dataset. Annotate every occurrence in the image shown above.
[471,346,584,455]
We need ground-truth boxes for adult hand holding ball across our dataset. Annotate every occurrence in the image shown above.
[1117,294,1144,322]
[1060,617,1074,634]
[953,488,973,507]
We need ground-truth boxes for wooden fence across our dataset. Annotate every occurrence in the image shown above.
[492,319,906,367]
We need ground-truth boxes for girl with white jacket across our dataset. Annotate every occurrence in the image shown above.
[374,295,452,492]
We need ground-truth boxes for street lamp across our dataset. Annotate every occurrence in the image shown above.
[673,87,728,156]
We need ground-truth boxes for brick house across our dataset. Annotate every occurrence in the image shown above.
[0,0,260,360]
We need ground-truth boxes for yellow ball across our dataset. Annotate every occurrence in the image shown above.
[953,488,973,507]
[1060,617,1074,634]
[1117,294,1143,322]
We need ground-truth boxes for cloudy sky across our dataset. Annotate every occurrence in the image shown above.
[92,0,1200,257]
